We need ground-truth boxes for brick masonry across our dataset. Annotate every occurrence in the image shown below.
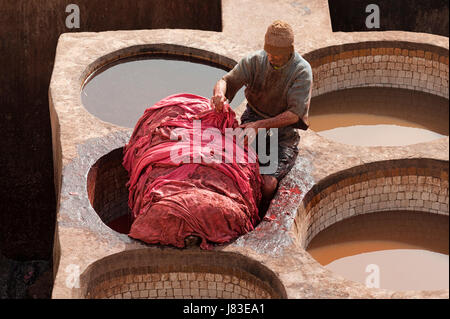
[297,160,449,248]
[78,250,284,299]
[87,271,272,299]
[87,148,130,225]
[305,42,449,98]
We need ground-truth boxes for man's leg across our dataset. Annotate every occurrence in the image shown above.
[258,174,277,218]
[262,174,278,199]
[258,143,298,218]
[261,142,299,200]
[239,104,299,201]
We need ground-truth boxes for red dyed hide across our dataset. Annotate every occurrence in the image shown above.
[123,94,262,249]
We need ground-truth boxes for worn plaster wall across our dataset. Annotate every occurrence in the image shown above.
[328,0,449,37]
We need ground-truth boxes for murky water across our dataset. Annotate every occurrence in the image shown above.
[309,88,449,146]
[307,211,449,291]
[81,56,245,128]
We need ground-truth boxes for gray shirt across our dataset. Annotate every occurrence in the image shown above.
[223,50,313,130]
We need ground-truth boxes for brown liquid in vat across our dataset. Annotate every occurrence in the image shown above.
[307,211,449,291]
[309,87,449,146]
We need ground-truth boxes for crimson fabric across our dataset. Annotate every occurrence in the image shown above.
[123,93,262,249]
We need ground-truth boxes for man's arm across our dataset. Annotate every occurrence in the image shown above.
[238,110,299,145]
[239,110,299,130]
[211,54,253,112]
[211,79,228,112]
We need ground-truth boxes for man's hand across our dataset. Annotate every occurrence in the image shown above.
[211,79,228,112]
[238,121,261,146]
[210,92,227,113]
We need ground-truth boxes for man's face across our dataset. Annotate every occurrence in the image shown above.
[267,52,291,68]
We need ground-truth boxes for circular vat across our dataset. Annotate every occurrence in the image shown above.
[309,87,448,146]
[307,211,448,291]
[81,46,245,128]
[77,250,286,299]
[295,158,449,291]
[87,147,131,234]
[304,41,449,146]
[86,147,268,237]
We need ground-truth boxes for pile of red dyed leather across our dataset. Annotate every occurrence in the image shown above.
[123,93,262,249]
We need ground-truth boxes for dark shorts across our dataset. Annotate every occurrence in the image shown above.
[240,105,300,182]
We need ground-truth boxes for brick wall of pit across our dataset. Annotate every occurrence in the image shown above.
[296,159,449,248]
[79,250,286,299]
[304,42,449,98]
[87,148,130,225]
[88,269,273,299]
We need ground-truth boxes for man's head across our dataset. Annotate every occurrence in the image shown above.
[264,20,294,68]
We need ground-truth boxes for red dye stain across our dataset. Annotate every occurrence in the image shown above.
[290,186,302,195]
[263,214,277,222]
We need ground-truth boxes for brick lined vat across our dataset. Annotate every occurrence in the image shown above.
[304,42,449,98]
[77,250,286,299]
[296,159,449,248]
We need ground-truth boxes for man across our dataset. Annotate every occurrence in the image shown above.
[211,20,313,201]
